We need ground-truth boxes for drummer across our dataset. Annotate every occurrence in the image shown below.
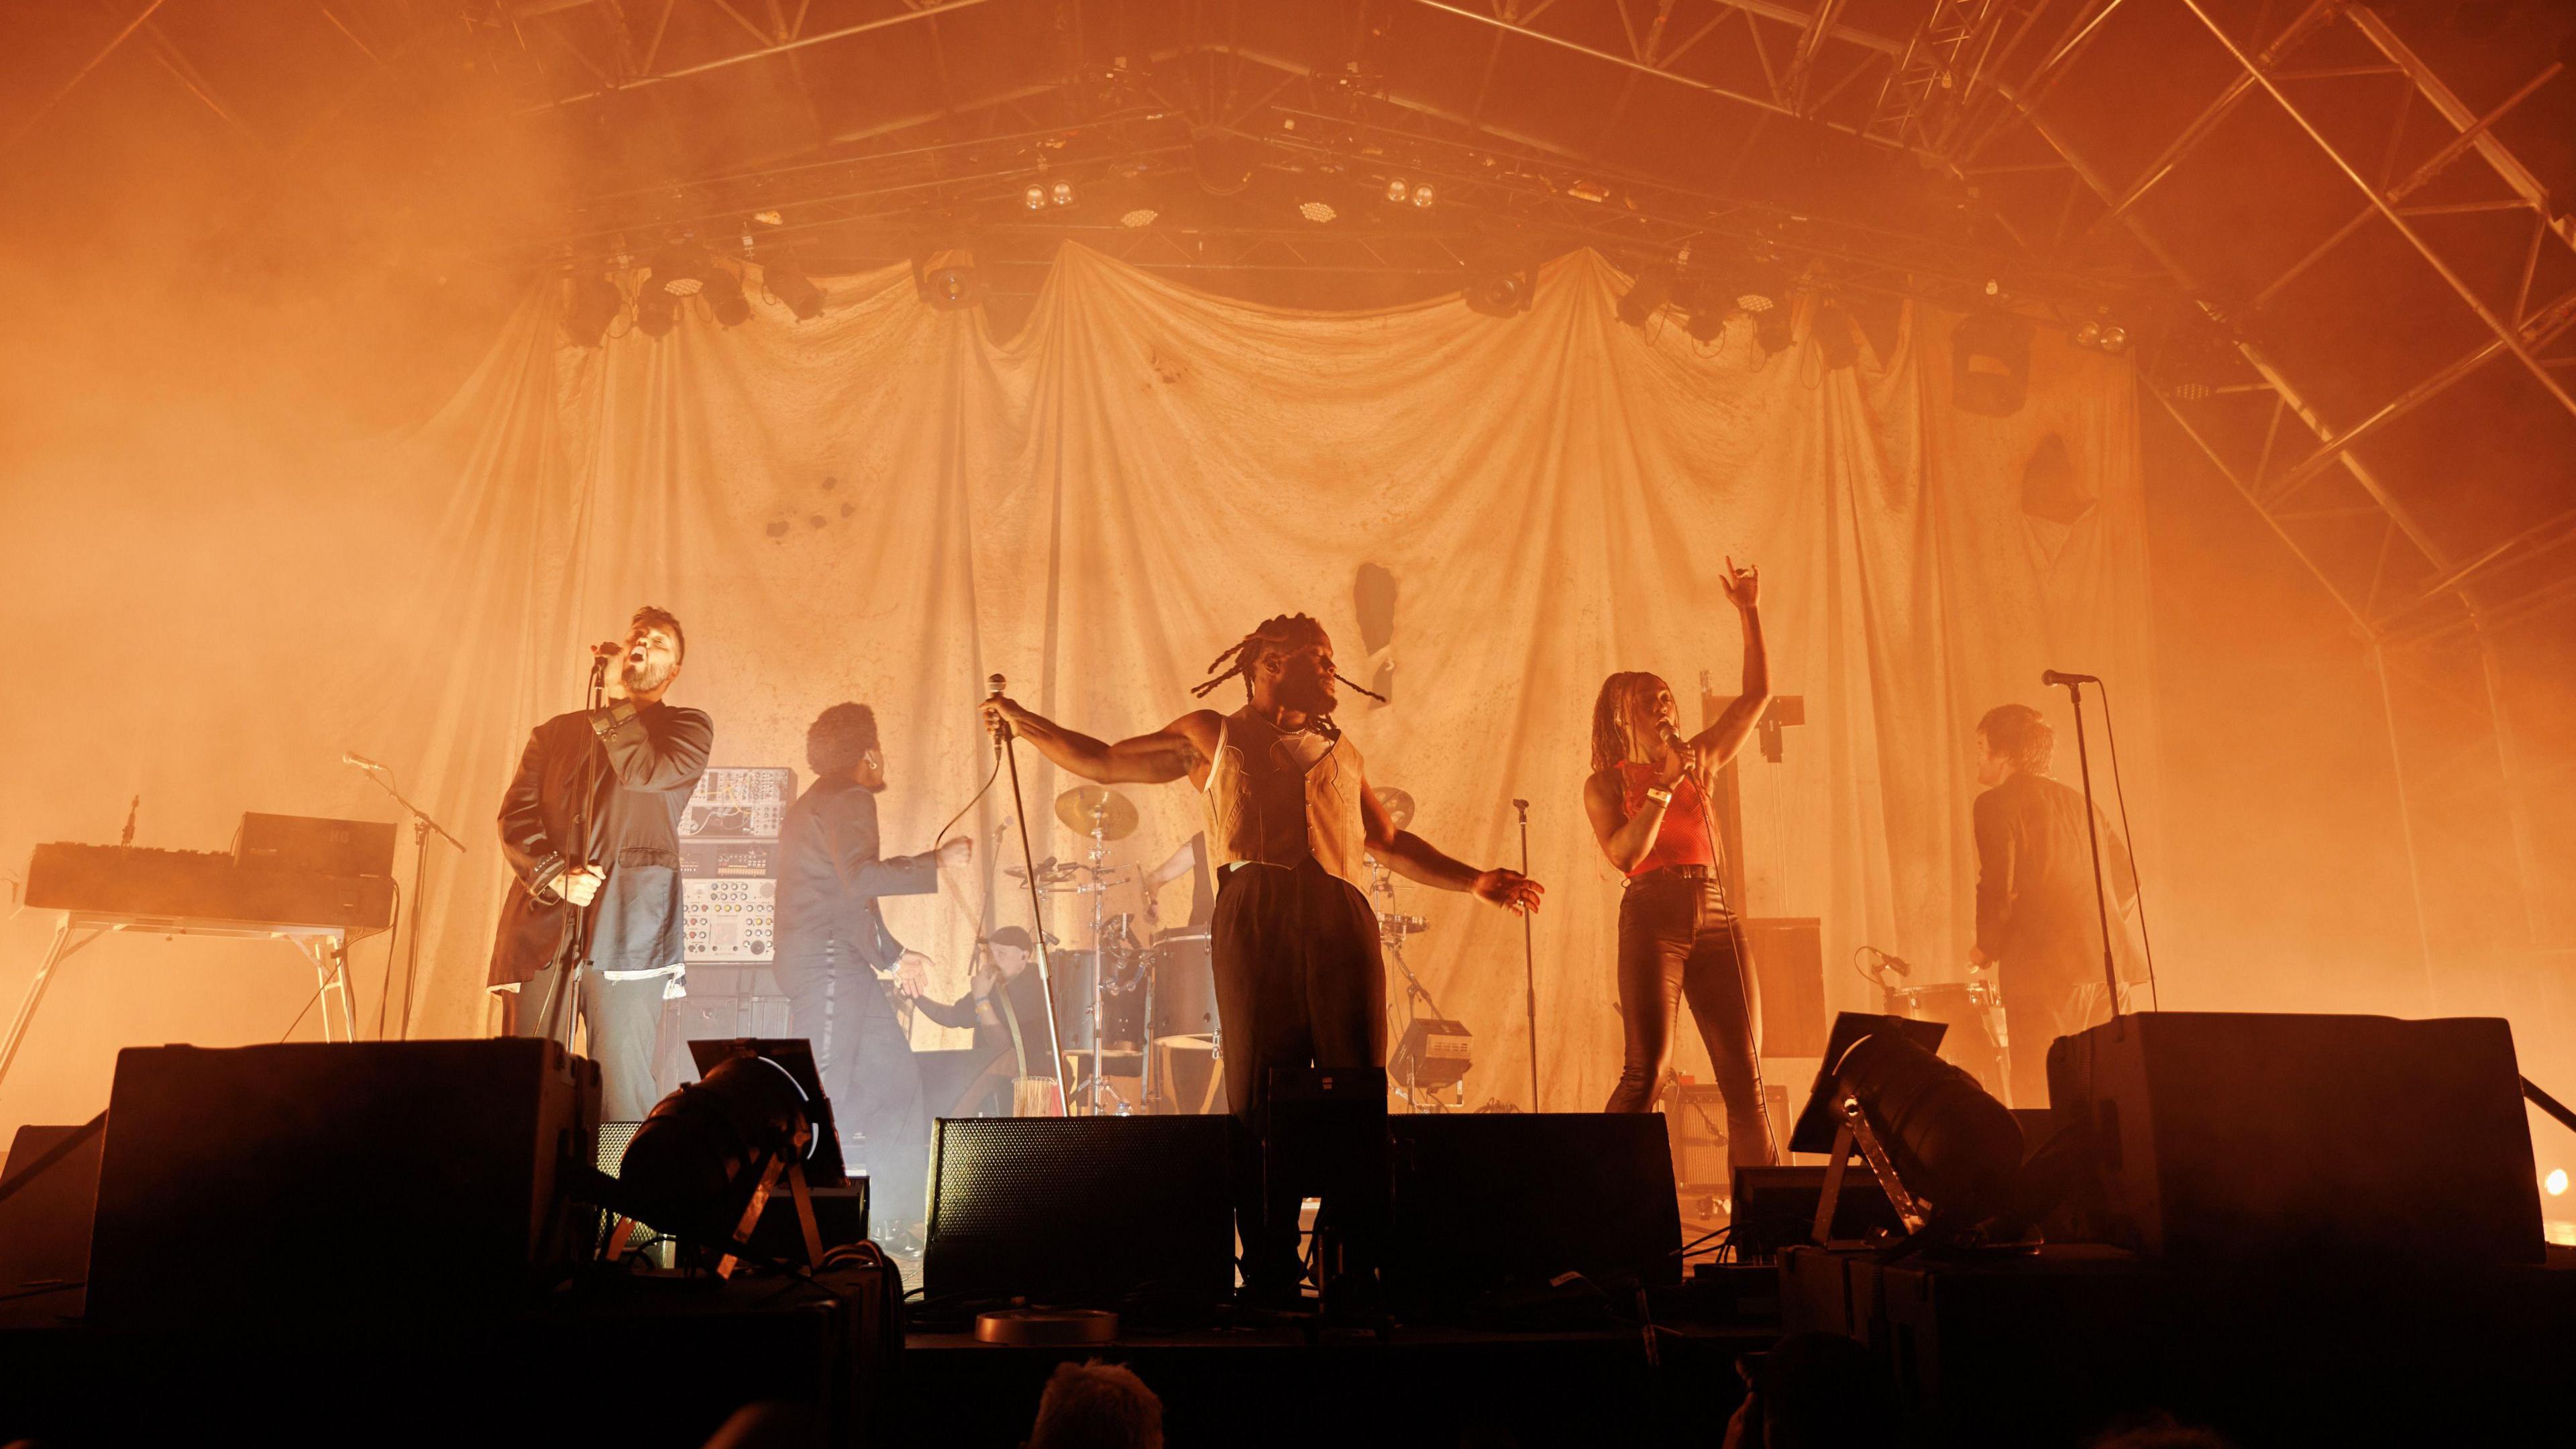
[900,926,1049,1117]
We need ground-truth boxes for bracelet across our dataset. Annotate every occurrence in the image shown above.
[1644,787,1674,807]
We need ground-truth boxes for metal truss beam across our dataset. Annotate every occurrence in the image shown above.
[505,0,993,111]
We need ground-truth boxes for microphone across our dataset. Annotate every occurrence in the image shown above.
[2041,669,2100,688]
[985,673,1014,746]
[1881,953,1914,977]
[590,641,623,659]
[341,751,386,773]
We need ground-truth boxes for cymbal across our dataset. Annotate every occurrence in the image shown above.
[1055,786,1139,841]
[1374,786,1416,832]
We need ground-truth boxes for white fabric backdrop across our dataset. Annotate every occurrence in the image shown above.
[56,242,2130,1114]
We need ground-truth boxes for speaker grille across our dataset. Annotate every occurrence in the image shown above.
[925,1117,1232,1303]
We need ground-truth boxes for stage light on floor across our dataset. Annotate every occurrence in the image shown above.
[1024,184,1047,210]
[1299,200,1337,224]
[1793,1014,2025,1241]
[563,274,623,347]
[1616,262,1677,328]
[701,266,751,327]
[761,256,824,321]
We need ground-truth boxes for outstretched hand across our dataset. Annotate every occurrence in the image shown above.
[1473,868,1546,915]
[1721,556,1761,610]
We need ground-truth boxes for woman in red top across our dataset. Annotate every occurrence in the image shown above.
[1582,558,1777,1165]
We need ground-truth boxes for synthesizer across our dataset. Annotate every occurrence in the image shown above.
[25,842,395,934]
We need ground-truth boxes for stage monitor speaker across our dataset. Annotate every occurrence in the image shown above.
[2049,1012,2544,1263]
[1387,1113,1680,1313]
[0,1119,104,1323]
[924,1116,1232,1305]
[1727,1165,1902,1260]
[85,1039,597,1324]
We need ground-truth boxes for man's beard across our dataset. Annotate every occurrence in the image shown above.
[620,657,676,695]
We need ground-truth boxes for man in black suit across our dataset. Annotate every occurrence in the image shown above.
[1970,702,2136,1108]
[772,703,971,1235]
[489,606,712,1122]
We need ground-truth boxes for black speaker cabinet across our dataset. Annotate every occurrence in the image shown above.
[923,1115,1233,1304]
[0,1120,104,1324]
[2048,1012,2543,1263]
[1387,1113,1682,1313]
[85,1038,597,1323]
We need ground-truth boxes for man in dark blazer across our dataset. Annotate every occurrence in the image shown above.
[1970,702,2136,1109]
[489,606,712,1122]
[773,702,971,1236]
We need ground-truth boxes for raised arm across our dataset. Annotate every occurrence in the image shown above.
[1361,769,1544,914]
[1689,559,1770,772]
[590,700,714,793]
[979,696,1217,785]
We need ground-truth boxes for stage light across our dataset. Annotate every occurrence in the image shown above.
[617,1052,816,1248]
[914,246,985,309]
[1299,200,1337,224]
[2070,312,2130,354]
[1615,262,1677,328]
[1679,276,1734,343]
[761,256,824,321]
[649,250,707,297]
[563,274,623,347]
[1051,180,1075,207]
[1024,184,1047,210]
[1386,177,1409,203]
[1193,129,1254,195]
[1120,208,1159,228]
[2099,325,2129,352]
[1464,263,1533,319]
[1954,305,2034,417]
[1411,184,1434,209]
[700,266,751,327]
[2549,1169,2568,1197]
[1796,1016,2025,1236]
[635,285,678,337]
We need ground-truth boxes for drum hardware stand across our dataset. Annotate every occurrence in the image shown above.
[1085,798,1112,1117]
[347,757,465,1040]
[987,675,1073,1114]
[1371,859,1456,1112]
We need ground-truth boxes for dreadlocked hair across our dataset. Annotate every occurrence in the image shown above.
[1591,672,1670,775]
[1190,612,1384,735]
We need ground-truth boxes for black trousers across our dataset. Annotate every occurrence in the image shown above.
[513,961,669,1124]
[1211,857,1386,1293]
[773,941,930,1228]
[1604,869,1776,1167]
[1997,939,2104,1110]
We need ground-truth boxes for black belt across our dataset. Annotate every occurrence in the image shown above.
[1629,863,1717,885]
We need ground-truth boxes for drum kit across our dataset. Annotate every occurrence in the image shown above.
[1366,787,1476,1111]
[1866,950,2009,1095]
[1007,785,1219,1116]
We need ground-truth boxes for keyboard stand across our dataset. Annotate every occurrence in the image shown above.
[0,911,360,1097]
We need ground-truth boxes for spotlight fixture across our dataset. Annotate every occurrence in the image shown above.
[1299,200,1338,224]
[1385,177,1409,203]
[914,246,984,310]
[2071,312,2129,354]
[1024,184,1048,211]
[700,265,751,327]
[563,273,623,347]
[1051,180,1075,207]
[1615,262,1678,329]
[1678,276,1735,343]
[1411,184,1434,209]
[634,286,678,338]
[649,250,708,297]
[761,255,824,321]
[1793,1014,2027,1243]
[1464,263,1534,319]
[1193,128,1254,195]
[1120,208,1159,228]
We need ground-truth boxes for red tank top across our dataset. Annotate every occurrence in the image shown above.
[1615,760,1717,877]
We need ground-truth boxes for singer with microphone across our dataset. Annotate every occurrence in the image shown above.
[486,606,710,1122]
[1970,701,2137,1108]
[980,613,1543,1305]
[1582,557,1777,1167]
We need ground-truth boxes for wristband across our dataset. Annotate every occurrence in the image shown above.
[1644,787,1674,807]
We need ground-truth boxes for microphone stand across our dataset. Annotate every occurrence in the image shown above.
[1515,798,1540,1110]
[542,653,613,1053]
[989,676,1073,1115]
[350,759,466,1040]
[2049,676,2125,1018]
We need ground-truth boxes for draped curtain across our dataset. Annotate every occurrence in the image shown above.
[301,244,2148,1106]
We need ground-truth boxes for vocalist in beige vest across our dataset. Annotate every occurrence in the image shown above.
[981,612,1544,1304]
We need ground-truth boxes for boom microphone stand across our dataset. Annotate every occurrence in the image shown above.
[345,756,466,1040]
[2044,669,2124,1016]
[988,675,1073,1114]
[1515,798,1540,1110]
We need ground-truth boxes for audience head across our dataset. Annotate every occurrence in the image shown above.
[1027,1360,1162,1449]
[1752,1332,1901,1449]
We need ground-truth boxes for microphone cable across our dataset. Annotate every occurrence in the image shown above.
[2090,680,2159,1011]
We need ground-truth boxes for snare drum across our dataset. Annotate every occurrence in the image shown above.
[1882,981,2006,1094]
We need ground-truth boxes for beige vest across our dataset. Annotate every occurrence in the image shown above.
[1203,708,1373,901]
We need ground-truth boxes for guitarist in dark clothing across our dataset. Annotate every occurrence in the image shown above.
[773,703,971,1235]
